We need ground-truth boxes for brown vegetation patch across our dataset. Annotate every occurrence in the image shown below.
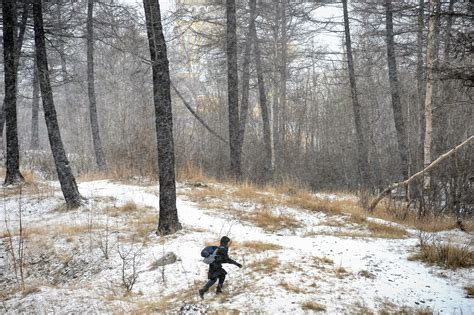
[280,281,306,294]
[247,257,279,274]
[409,238,474,269]
[240,208,302,232]
[367,222,407,239]
[237,240,283,252]
[464,285,474,297]
[301,301,326,312]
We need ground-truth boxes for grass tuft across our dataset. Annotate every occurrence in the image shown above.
[367,221,407,239]
[301,301,326,312]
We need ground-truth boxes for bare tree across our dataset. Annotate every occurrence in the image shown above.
[143,0,182,234]
[33,0,83,208]
[30,58,40,150]
[385,0,409,180]
[2,0,25,185]
[423,0,440,190]
[250,0,273,183]
[342,0,370,188]
[87,0,108,171]
[226,0,241,179]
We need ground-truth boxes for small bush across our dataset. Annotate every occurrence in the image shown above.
[464,285,474,297]
[409,236,474,269]
[247,257,279,274]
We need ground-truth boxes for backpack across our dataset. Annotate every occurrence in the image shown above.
[201,246,219,264]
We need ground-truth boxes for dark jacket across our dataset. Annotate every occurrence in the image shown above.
[208,246,241,279]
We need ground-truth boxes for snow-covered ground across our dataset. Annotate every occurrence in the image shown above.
[1,180,473,314]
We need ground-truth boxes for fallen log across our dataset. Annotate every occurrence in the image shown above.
[368,135,474,212]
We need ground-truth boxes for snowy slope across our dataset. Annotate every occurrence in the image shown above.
[1,180,473,314]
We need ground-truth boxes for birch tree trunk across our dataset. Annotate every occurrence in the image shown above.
[343,0,370,188]
[143,0,182,235]
[87,0,107,171]
[2,0,24,185]
[423,0,440,190]
[385,0,409,180]
[226,0,241,179]
[416,0,425,174]
[33,0,82,208]
[250,0,273,183]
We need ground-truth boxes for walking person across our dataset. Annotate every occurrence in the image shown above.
[199,236,242,298]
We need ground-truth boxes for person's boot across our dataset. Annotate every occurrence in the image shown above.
[199,288,206,299]
[216,285,223,294]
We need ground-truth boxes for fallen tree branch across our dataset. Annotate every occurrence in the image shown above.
[368,135,474,212]
[170,81,229,145]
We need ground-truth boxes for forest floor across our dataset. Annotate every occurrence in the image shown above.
[0,176,473,314]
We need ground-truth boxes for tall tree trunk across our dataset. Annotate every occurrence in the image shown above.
[30,59,40,150]
[0,0,28,142]
[416,0,425,174]
[226,0,241,179]
[272,2,281,174]
[237,13,252,172]
[342,0,370,188]
[385,0,409,180]
[33,0,82,208]
[279,0,288,167]
[423,0,440,190]
[87,0,107,171]
[2,0,24,185]
[143,0,182,235]
[250,0,273,183]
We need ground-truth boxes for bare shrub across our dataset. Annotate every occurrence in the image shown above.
[117,239,143,292]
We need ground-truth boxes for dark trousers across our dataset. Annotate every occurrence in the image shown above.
[202,274,226,292]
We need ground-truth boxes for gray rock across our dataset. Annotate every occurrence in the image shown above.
[149,252,180,270]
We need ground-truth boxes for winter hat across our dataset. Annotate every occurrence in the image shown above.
[220,236,231,246]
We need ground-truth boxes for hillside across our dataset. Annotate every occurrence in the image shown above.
[1,178,473,314]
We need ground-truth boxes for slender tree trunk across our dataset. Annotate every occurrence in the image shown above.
[279,0,288,166]
[237,14,253,171]
[272,3,281,174]
[342,0,370,188]
[33,0,82,208]
[250,0,273,183]
[143,0,182,235]
[416,0,425,174]
[2,0,24,185]
[385,0,409,180]
[423,0,440,190]
[226,0,241,179]
[87,0,107,172]
[30,59,40,150]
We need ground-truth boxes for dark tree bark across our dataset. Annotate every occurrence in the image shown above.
[0,0,28,141]
[343,0,370,188]
[2,0,24,185]
[250,0,273,183]
[143,0,182,235]
[226,0,241,179]
[272,2,281,173]
[30,59,40,150]
[33,0,82,208]
[385,0,409,180]
[87,0,107,171]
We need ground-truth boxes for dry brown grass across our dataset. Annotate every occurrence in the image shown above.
[240,208,302,232]
[121,201,138,212]
[334,266,349,278]
[409,239,474,269]
[312,256,334,266]
[464,285,474,297]
[237,240,283,252]
[247,257,279,274]
[367,222,407,239]
[130,297,170,314]
[77,172,109,182]
[280,281,306,294]
[301,301,326,312]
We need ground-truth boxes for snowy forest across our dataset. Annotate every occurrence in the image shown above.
[1,0,473,313]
